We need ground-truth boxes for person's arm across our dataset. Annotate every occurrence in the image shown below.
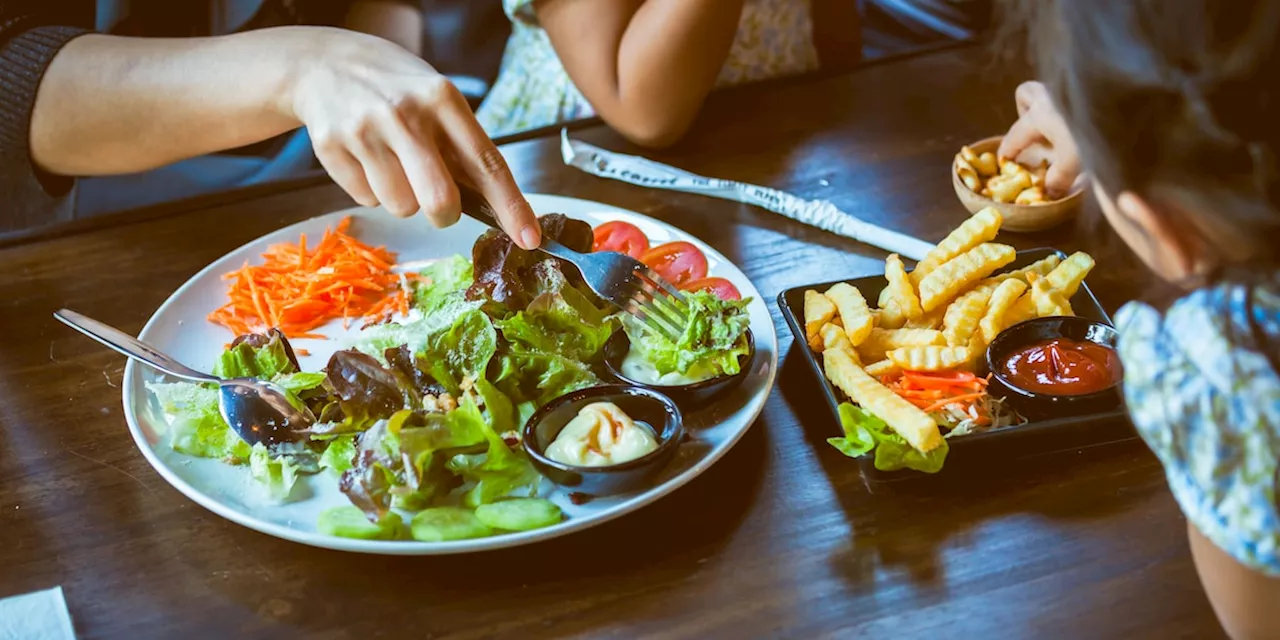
[28,27,539,247]
[535,0,745,148]
[1188,523,1280,640]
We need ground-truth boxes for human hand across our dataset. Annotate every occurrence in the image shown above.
[285,29,540,248]
[997,81,1084,199]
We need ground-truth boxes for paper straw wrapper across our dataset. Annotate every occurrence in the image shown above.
[559,130,935,261]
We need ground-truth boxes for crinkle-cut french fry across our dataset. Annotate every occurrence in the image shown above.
[974,151,998,177]
[1029,274,1074,317]
[1000,157,1024,177]
[887,346,971,372]
[858,328,946,362]
[911,207,1003,285]
[956,154,982,191]
[864,359,900,378]
[987,172,1032,203]
[819,322,854,356]
[979,278,1029,343]
[876,287,907,330]
[918,243,1018,312]
[884,254,923,319]
[1015,186,1046,205]
[905,306,945,330]
[960,145,980,165]
[1005,294,1038,327]
[1045,251,1095,299]
[943,289,991,347]
[804,290,836,342]
[965,331,988,369]
[824,347,942,453]
[824,283,874,346]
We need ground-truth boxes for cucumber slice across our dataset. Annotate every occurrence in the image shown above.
[410,507,494,542]
[317,506,404,540]
[474,498,563,531]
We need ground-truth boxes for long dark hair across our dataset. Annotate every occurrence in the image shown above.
[1001,0,1280,278]
[998,0,1280,361]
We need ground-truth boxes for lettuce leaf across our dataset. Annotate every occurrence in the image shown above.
[449,383,540,508]
[249,442,301,502]
[494,350,601,407]
[498,271,616,362]
[213,330,298,379]
[623,290,751,377]
[421,309,498,394]
[348,297,481,360]
[827,403,878,458]
[828,403,948,473]
[414,255,474,314]
[273,371,327,394]
[147,381,251,462]
[319,436,357,475]
[323,349,422,430]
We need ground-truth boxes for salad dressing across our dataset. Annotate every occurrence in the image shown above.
[545,402,659,466]
[620,348,714,386]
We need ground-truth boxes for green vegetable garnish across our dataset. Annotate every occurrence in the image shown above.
[474,498,563,531]
[623,290,751,377]
[410,507,493,541]
[317,506,405,540]
[828,403,948,473]
[248,443,301,502]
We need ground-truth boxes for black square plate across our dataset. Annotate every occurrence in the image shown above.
[777,248,1134,476]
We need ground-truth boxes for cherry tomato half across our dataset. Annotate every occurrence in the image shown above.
[681,277,741,300]
[640,241,708,286]
[592,221,650,259]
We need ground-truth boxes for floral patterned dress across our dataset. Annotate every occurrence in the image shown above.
[476,0,820,136]
[1117,278,1280,575]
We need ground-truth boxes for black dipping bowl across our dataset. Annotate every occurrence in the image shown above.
[522,385,685,497]
[602,329,755,408]
[986,316,1123,420]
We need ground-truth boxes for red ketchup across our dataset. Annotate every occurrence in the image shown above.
[1001,337,1122,395]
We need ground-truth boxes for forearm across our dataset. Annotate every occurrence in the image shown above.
[29,27,326,176]
[539,0,744,147]
[1188,522,1280,639]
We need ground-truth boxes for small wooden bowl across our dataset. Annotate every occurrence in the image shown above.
[952,136,1083,233]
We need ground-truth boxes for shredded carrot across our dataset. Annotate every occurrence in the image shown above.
[207,216,406,339]
[923,392,988,414]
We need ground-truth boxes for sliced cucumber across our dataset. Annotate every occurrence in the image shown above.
[474,498,563,531]
[317,506,404,540]
[410,507,494,542]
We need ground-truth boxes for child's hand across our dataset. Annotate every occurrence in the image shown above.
[997,82,1084,199]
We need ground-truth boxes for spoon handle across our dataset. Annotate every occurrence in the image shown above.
[54,309,218,384]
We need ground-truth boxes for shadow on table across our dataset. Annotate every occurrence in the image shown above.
[775,345,1159,592]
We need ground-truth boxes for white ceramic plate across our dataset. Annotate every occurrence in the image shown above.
[122,195,778,555]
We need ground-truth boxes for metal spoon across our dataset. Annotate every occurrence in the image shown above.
[54,309,313,447]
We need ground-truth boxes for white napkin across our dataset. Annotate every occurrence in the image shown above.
[559,130,937,261]
[0,587,76,640]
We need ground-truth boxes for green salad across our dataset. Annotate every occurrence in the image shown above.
[148,214,754,541]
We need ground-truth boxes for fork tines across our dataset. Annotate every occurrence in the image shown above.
[624,268,691,342]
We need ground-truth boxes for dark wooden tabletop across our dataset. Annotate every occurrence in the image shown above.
[0,45,1224,639]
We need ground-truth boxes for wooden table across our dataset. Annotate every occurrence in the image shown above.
[0,46,1224,638]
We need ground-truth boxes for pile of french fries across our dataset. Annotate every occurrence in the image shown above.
[802,206,1095,454]
[955,146,1052,205]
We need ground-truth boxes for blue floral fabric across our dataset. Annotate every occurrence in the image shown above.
[1117,280,1280,575]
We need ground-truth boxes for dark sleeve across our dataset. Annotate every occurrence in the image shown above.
[1,6,92,234]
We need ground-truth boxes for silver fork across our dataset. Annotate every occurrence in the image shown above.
[456,184,691,342]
